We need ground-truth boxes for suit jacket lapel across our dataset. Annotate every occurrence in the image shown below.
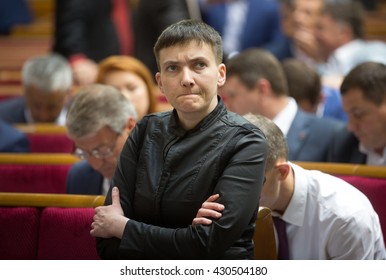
[286,110,311,161]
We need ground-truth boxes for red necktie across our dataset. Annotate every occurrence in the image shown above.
[273,217,290,260]
[111,0,133,55]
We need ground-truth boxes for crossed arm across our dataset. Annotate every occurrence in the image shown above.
[91,190,225,239]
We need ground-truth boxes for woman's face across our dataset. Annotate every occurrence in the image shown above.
[102,70,150,119]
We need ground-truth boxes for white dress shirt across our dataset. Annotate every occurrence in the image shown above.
[222,0,248,57]
[102,178,111,196]
[25,107,67,125]
[273,97,297,137]
[360,144,386,166]
[317,39,386,76]
[273,163,386,260]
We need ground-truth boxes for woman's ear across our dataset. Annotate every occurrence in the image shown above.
[155,72,164,93]
[217,64,226,86]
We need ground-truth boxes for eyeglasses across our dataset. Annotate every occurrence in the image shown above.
[74,134,120,160]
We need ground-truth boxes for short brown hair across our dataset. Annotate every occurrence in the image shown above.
[341,62,386,105]
[153,19,223,69]
[243,113,288,171]
[322,0,364,39]
[226,48,288,96]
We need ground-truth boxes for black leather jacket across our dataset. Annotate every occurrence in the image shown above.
[97,98,267,259]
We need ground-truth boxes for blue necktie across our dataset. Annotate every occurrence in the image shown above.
[273,217,290,260]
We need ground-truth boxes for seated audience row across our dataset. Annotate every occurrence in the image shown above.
[0,53,161,126]
[194,114,385,259]
[276,0,386,89]
[1,18,385,261]
[221,48,345,162]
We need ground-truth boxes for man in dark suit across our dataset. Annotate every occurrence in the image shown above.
[222,48,345,162]
[0,0,32,35]
[53,0,134,85]
[0,53,72,125]
[65,84,137,195]
[328,62,386,165]
[0,119,30,152]
[328,129,366,164]
[200,0,286,60]
[133,0,191,77]
[66,161,105,195]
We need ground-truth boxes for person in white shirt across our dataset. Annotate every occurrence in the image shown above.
[194,114,386,259]
[315,1,386,80]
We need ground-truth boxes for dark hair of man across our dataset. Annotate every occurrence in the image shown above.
[153,19,223,70]
[282,58,321,107]
[226,48,288,96]
[244,113,288,171]
[322,0,364,39]
[341,61,386,105]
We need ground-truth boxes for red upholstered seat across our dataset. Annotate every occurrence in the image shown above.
[27,134,74,153]
[0,207,40,259]
[37,207,99,260]
[0,164,71,193]
[337,175,386,238]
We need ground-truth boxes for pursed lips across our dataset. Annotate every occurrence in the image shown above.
[179,92,199,97]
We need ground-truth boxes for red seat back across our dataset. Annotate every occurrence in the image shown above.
[0,164,71,193]
[0,207,40,259]
[37,207,99,260]
[27,134,74,153]
[337,175,386,238]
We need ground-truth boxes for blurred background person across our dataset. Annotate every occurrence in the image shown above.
[292,0,325,65]
[66,84,137,195]
[281,0,325,66]
[96,55,159,119]
[222,48,345,162]
[0,119,30,152]
[133,0,192,77]
[0,0,32,35]
[53,0,136,86]
[315,0,386,81]
[328,62,386,166]
[282,58,347,122]
[0,53,73,125]
[199,0,286,61]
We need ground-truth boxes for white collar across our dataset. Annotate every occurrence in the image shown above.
[273,97,298,136]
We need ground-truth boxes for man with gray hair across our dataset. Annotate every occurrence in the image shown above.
[0,53,73,124]
[66,84,137,195]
